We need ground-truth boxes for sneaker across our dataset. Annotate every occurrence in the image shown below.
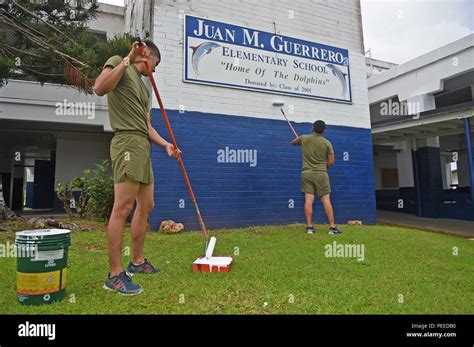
[103,271,144,296]
[126,258,161,275]
[306,226,315,234]
[328,226,342,235]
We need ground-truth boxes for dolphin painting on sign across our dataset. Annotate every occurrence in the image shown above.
[191,42,220,75]
[326,63,348,97]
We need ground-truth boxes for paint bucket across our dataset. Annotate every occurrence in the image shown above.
[15,229,71,305]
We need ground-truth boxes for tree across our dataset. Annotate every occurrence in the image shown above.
[0,0,134,93]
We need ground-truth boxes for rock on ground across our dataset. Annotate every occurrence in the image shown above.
[159,220,184,234]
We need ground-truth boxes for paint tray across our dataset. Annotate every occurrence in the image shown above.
[193,256,233,273]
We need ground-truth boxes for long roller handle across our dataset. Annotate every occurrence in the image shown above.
[144,61,209,247]
[280,108,299,138]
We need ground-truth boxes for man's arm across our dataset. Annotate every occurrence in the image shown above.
[146,113,180,158]
[291,136,303,146]
[327,153,335,168]
[93,63,127,96]
[326,141,335,168]
[93,42,149,96]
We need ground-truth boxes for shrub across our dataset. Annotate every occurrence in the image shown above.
[56,160,114,221]
[85,160,114,221]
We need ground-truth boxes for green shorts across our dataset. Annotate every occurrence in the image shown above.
[301,171,331,197]
[110,132,154,185]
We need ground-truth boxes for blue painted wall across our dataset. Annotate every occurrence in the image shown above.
[414,147,444,218]
[376,188,418,215]
[377,188,474,221]
[150,110,377,231]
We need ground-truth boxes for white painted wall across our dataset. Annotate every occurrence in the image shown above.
[366,57,397,78]
[25,158,35,182]
[0,80,112,131]
[373,150,398,190]
[151,0,371,129]
[417,137,440,149]
[55,135,112,184]
[368,34,474,105]
[394,141,414,187]
[89,3,125,39]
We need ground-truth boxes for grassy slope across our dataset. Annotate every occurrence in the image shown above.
[0,222,473,314]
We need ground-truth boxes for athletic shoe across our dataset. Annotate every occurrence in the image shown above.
[103,271,144,296]
[306,226,315,234]
[126,258,161,275]
[328,226,342,235]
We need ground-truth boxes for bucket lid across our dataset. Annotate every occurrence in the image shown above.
[16,233,71,239]
[15,237,71,245]
[16,235,71,241]
[16,229,71,238]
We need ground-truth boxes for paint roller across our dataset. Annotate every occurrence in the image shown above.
[205,236,217,259]
[138,37,210,256]
[134,37,232,273]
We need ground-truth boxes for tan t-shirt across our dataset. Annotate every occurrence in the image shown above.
[103,55,150,136]
[294,134,334,173]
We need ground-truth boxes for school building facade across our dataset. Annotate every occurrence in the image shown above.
[146,0,376,229]
[370,34,474,221]
[1,0,377,230]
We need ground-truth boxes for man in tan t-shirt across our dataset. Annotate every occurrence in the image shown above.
[292,120,342,235]
[94,40,179,295]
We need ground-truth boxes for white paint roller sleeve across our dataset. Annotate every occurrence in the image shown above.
[205,237,217,259]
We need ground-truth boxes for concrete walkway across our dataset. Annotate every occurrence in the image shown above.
[377,210,474,238]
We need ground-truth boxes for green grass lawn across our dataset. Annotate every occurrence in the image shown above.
[0,221,473,314]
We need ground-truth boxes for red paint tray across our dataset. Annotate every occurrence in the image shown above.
[193,237,233,273]
[193,256,233,273]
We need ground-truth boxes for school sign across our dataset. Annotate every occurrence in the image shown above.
[184,15,352,103]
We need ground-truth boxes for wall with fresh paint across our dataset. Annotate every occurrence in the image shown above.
[149,0,376,230]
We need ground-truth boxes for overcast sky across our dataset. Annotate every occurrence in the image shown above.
[100,0,473,64]
[360,0,472,63]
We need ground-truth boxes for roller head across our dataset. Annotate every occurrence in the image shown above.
[205,237,217,259]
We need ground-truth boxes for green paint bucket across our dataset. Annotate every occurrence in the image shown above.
[15,229,71,306]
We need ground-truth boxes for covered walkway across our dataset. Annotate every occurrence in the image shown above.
[378,210,474,238]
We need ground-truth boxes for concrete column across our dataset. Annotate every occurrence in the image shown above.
[393,141,416,214]
[413,136,443,217]
[394,141,415,187]
[9,153,14,209]
[457,152,470,187]
[464,117,474,207]
[124,0,153,38]
[440,154,450,190]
